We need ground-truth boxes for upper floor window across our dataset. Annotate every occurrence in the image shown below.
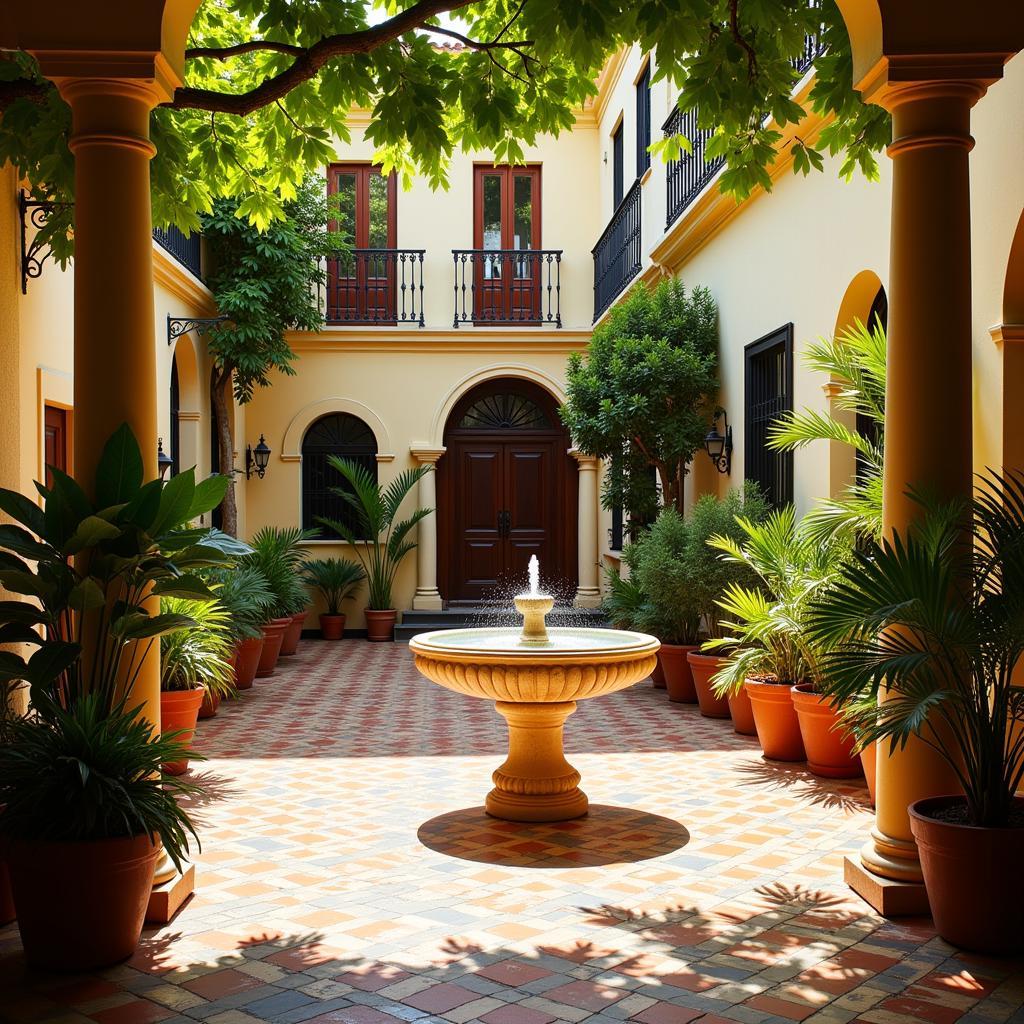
[302,413,378,540]
[636,61,651,177]
[611,120,624,209]
[745,324,794,508]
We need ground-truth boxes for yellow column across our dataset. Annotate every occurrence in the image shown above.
[410,448,444,611]
[570,450,601,608]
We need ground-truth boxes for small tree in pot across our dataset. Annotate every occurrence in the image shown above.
[806,472,1024,954]
[302,558,366,640]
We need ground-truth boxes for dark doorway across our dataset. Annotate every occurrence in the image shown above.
[439,380,576,603]
[745,325,794,508]
[169,356,180,477]
[43,405,68,489]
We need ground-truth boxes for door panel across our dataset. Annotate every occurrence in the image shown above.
[506,444,555,584]
[454,446,503,597]
[43,405,68,489]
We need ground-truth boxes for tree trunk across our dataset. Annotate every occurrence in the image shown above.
[211,366,238,536]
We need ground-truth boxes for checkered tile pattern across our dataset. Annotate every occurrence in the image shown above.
[2,640,1022,1024]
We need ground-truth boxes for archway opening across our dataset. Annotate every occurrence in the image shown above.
[438,378,576,604]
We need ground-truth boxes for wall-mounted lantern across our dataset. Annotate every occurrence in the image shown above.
[703,410,733,475]
[157,437,174,480]
[245,435,271,480]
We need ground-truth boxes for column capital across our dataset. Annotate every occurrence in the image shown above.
[568,448,598,468]
[410,446,446,464]
[990,323,1024,346]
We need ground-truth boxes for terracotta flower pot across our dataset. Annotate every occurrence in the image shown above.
[320,613,347,640]
[0,860,14,926]
[279,610,308,656]
[159,687,205,776]
[233,635,263,690]
[910,796,1024,955]
[744,677,805,762]
[6,834,158,970]
[365,609,397,642]
[791,684,862,778]
[659,644,699,703]
[198,688,220,720]
[727,686,757,736]
[688,652,730,719]
[651,653,666,689]
[860,742,877,806]
[256,618,290,677]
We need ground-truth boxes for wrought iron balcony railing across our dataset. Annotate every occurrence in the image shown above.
[592,177,642,322]
[153,224,202,279]
[326,249,426,326]
[452,249,562,328]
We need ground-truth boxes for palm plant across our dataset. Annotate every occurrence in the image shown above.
[767,319,886,546]
[160,597,235,699]
[302,558,365,615]
[317,459,433,611]
[806,472,1024,829]
[704,506,849,695]
[203,565,276,641]
[601,541,646,630]
[246,526,315,617]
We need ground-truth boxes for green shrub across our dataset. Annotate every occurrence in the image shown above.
[302,558,365,615]
[160,597,235,698]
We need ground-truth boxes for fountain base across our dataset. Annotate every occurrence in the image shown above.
[486,701,588,822]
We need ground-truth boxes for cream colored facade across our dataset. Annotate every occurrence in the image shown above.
[5,44,1023,630]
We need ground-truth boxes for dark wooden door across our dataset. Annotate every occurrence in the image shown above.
[43,405,68,489]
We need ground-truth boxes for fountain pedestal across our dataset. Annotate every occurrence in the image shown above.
[488,700,587,822]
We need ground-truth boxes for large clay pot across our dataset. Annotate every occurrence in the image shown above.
[280,610,307,656]
[651,653,666,689]
[234,635,263,690]
[744,677,805,762]
[791,684,861,778]
[159,688,205,776]
[365,609,397,642]
[320,613,346,640]
[728,686,757,736]
[910,796,1024,955]
[688,652,730,719]
[198,688,220,720]
[860,742,876,806]
[6,834,158,970]
[0,860,14,926]
[256,618,290,677]
[659,644,699,703]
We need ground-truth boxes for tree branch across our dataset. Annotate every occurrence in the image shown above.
[728,0,758,79]
[165,0,478,115]
[186,39,305,61]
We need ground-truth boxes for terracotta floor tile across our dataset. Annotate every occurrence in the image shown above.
[543,979,624,1011]
[181,968,264,999]
[475,959,554,986]
[403,982,480,1013]
[89,1000,174,1024]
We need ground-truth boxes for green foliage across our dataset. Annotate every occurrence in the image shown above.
[806,473,1024,829]
[562,280,718,517]
[160,597,235,698]
[601,541,645,630]
[0,692,200,870]
[704,506,850,695]
[317,460,432,610]
[0,424,230,716]
[767,318,886,545]
[203,564,276,641]
[633,508,703,645]
[0,2,888,259]
[302,558,366,616]
[244,527,314,617]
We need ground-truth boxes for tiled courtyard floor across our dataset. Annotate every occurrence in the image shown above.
[3,639,1023,1024]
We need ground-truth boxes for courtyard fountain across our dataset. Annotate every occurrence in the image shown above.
[410,556,659,822]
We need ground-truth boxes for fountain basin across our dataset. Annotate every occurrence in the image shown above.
[411,626,659,822]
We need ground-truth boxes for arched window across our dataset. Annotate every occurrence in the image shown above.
[302,413,378,540]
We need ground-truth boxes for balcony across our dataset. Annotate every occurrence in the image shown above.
[452,249,562,328]
[325,249,426,326]
[153,224,202,279]
[592,177,642,321]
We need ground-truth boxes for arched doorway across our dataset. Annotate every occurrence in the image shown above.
[439,379,577,603]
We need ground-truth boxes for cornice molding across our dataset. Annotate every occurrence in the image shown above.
[152,243,215,313]
[990,323,1024,346]
[285,327,591,354]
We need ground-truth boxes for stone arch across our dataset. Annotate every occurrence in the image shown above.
[169,334,201,474]
[997,210,1024,471]
[833,269,885,337]
[282,397,393,462]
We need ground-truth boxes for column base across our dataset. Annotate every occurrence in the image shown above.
[412,590,444,611]
[486,787,589,822]
[844,853,929,917]
[573,589,602,609]
[146,862,195,924]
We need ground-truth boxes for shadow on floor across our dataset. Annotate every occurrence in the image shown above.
[733,759,872,814]
[416,804,690,867]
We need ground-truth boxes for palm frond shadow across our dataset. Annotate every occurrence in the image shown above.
[733,759,871,814]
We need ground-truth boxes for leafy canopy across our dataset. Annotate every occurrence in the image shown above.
[0,1,888,261]
[561,279,718,517]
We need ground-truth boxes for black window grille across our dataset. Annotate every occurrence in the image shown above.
[302,414,378,540]
[612,121,624,209]
[169,357,180,478]
[209,372,222,530]
[856,285,887,484]
[636,61,651,177]
[745,325,794,508]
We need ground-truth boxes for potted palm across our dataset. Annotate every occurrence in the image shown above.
[204,565,275,689]
[251,527,314,657]
[634,508,702,702]
[317,459,433,642]
[0,424,225,968]
[706,507,854,769]
[244,530,310,675]
[807,472,1024,954]
[302,558,365,639]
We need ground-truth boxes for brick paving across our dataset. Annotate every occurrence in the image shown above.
[2,639,1023,1024]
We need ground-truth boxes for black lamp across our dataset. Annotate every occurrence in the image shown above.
[703,410,732,474]
[157,437,174,480]
[246,434,271,479]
